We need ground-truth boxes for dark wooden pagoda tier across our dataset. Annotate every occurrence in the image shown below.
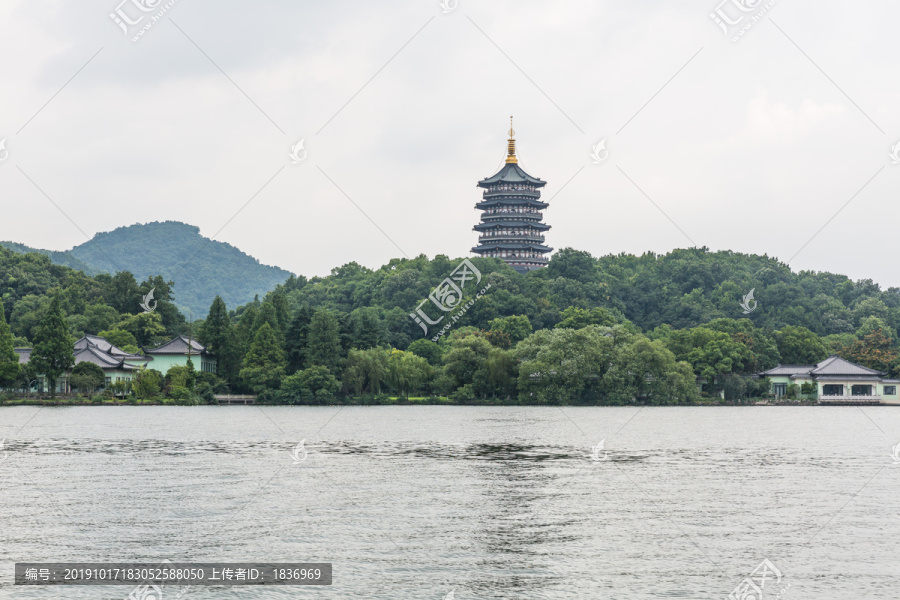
[471,119,552,274]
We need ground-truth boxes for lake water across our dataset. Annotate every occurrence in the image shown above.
[1,406,899,599]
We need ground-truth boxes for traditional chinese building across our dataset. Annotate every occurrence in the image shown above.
[758,355,900,405]
[471,117,552,273]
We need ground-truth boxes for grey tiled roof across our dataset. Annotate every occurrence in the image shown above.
[75,334,131,357]
[477,163,547,187]
[16,337,149,372]
[759,364,814,376]
[810,356,884,376]
[146,335,206,355]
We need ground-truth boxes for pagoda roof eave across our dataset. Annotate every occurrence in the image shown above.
[477,162,547,187]
[474,221,550,230]
[473,243,553,252]
[476,199,548,209]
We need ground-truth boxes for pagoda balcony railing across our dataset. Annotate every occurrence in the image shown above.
[481,212,543,219]
[483,189,540,198]
[490,256,549,263]
[478,234,545,243]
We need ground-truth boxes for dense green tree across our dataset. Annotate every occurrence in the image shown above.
[842,329,899,374]
[516,326,615,404]
[406,338,443,366]
[269,287,290,332]
[443,335,493,391]
[488,315,533,344]
[240,323,286,393]
[30,297,74,398]
[285,305,313,374]
[70,362,105,394]
[306,310,342,372]
[343,347,389,395]
[555,307,617,329]
[115,312,168,347]
[82,303,120,334]
[775,326,828,365]
[98,328,140,353]
[253,301,283,340]
[347,307,386,350]
[0,298,20,388]
[279,366,341,404]
[199,296,238,383]
[106,271,141,314]
[386,349,431,398]
[132,368,163,399]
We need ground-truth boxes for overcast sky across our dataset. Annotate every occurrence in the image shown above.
[1,0,899,288]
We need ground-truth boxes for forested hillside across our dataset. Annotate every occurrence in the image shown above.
[196,247,900,403]
[4,243,899,404]
[2,221,293,316]
[0,247,186,350]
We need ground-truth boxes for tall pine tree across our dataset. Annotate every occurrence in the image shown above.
[0,298,20,388]
[306,310,342,372]
[30,297,74,398]
[200,295,238,383]
[285,305,313,374]
[240,323,286,394]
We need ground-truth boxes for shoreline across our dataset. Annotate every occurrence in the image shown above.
[4,399,890,407]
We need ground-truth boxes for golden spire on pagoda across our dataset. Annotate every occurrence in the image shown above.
[506,115,518,164]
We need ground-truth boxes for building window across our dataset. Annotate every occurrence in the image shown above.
[884,385,896,395]
[822,384,843,396]
[772,383,787,396]
[851,384,872,396]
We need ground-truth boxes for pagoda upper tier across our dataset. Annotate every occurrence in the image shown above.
[471,118,552,274]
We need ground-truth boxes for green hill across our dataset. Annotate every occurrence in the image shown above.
[2,221,292,316]
[0,241,99,275]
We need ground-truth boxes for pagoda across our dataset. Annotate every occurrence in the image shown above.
[471,117,552,273]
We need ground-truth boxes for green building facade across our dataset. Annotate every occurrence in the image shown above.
[759,356,900,405]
